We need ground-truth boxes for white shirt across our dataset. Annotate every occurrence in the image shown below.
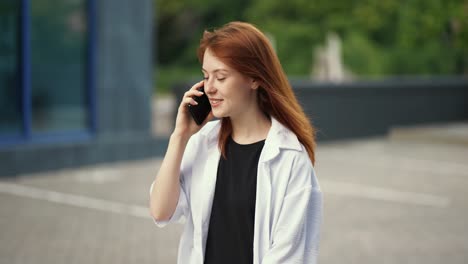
[151,117,323,264]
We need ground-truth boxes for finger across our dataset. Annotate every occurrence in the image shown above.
[189,80,205,92]
[182,97,198,106]
[184,89,204,99]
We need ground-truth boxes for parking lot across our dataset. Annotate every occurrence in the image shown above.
[1,124,467,264]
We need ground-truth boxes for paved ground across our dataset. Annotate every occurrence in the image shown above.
[1,122,468,264]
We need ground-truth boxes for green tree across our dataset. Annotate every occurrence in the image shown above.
[153,0,468,93]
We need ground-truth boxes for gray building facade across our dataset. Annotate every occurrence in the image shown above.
[0,0,166,177]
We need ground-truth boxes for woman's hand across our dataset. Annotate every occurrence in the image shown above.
[172,80,214,139]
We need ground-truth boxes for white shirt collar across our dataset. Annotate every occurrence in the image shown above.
[199,117,303,162]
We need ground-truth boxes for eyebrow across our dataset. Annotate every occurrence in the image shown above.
[202,68,229,74]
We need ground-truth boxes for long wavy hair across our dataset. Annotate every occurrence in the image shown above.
[198,21,316,164]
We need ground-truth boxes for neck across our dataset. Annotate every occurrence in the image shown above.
[230,109,271,144]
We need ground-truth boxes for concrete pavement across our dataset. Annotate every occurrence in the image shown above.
[1,123,468,263]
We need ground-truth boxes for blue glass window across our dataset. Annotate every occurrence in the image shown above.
[0,1,22,136]
[30,1,88,133]
[0,0,95,147]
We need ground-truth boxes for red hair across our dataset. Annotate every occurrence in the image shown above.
[198,21,316,164]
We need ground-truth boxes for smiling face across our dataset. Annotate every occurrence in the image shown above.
[202,48,259,120]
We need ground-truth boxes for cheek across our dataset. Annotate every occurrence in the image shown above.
[221,79,252,104]
[226,91,247,106]
[236,86,255,103]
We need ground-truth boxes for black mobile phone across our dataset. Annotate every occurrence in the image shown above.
[187,86,211,125]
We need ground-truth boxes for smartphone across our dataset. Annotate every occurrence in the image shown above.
[187,86,211,125]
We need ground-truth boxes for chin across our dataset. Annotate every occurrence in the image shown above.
[212,110,226,119]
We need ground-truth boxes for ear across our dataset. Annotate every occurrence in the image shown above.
[250,79,260,90]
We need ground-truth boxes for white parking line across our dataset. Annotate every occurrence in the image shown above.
[321,180,451,208]
[0,182,151,219]
[0,179,450,220]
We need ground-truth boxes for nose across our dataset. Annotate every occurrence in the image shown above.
[204,79,217,95]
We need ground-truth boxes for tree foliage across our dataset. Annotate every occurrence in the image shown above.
[154,0,467,91]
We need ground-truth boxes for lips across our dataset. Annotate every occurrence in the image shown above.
[209,98,223,107]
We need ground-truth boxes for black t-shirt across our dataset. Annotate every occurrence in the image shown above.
[204,136,265,264]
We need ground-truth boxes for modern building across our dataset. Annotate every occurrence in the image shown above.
[0,0,166,177]
[2,1,467,177]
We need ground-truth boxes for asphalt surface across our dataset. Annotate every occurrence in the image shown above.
[1,123,467,264]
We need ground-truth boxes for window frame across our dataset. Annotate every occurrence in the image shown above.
[0,0,96,149]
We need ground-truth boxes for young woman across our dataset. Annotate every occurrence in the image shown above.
[150,21,322,264]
